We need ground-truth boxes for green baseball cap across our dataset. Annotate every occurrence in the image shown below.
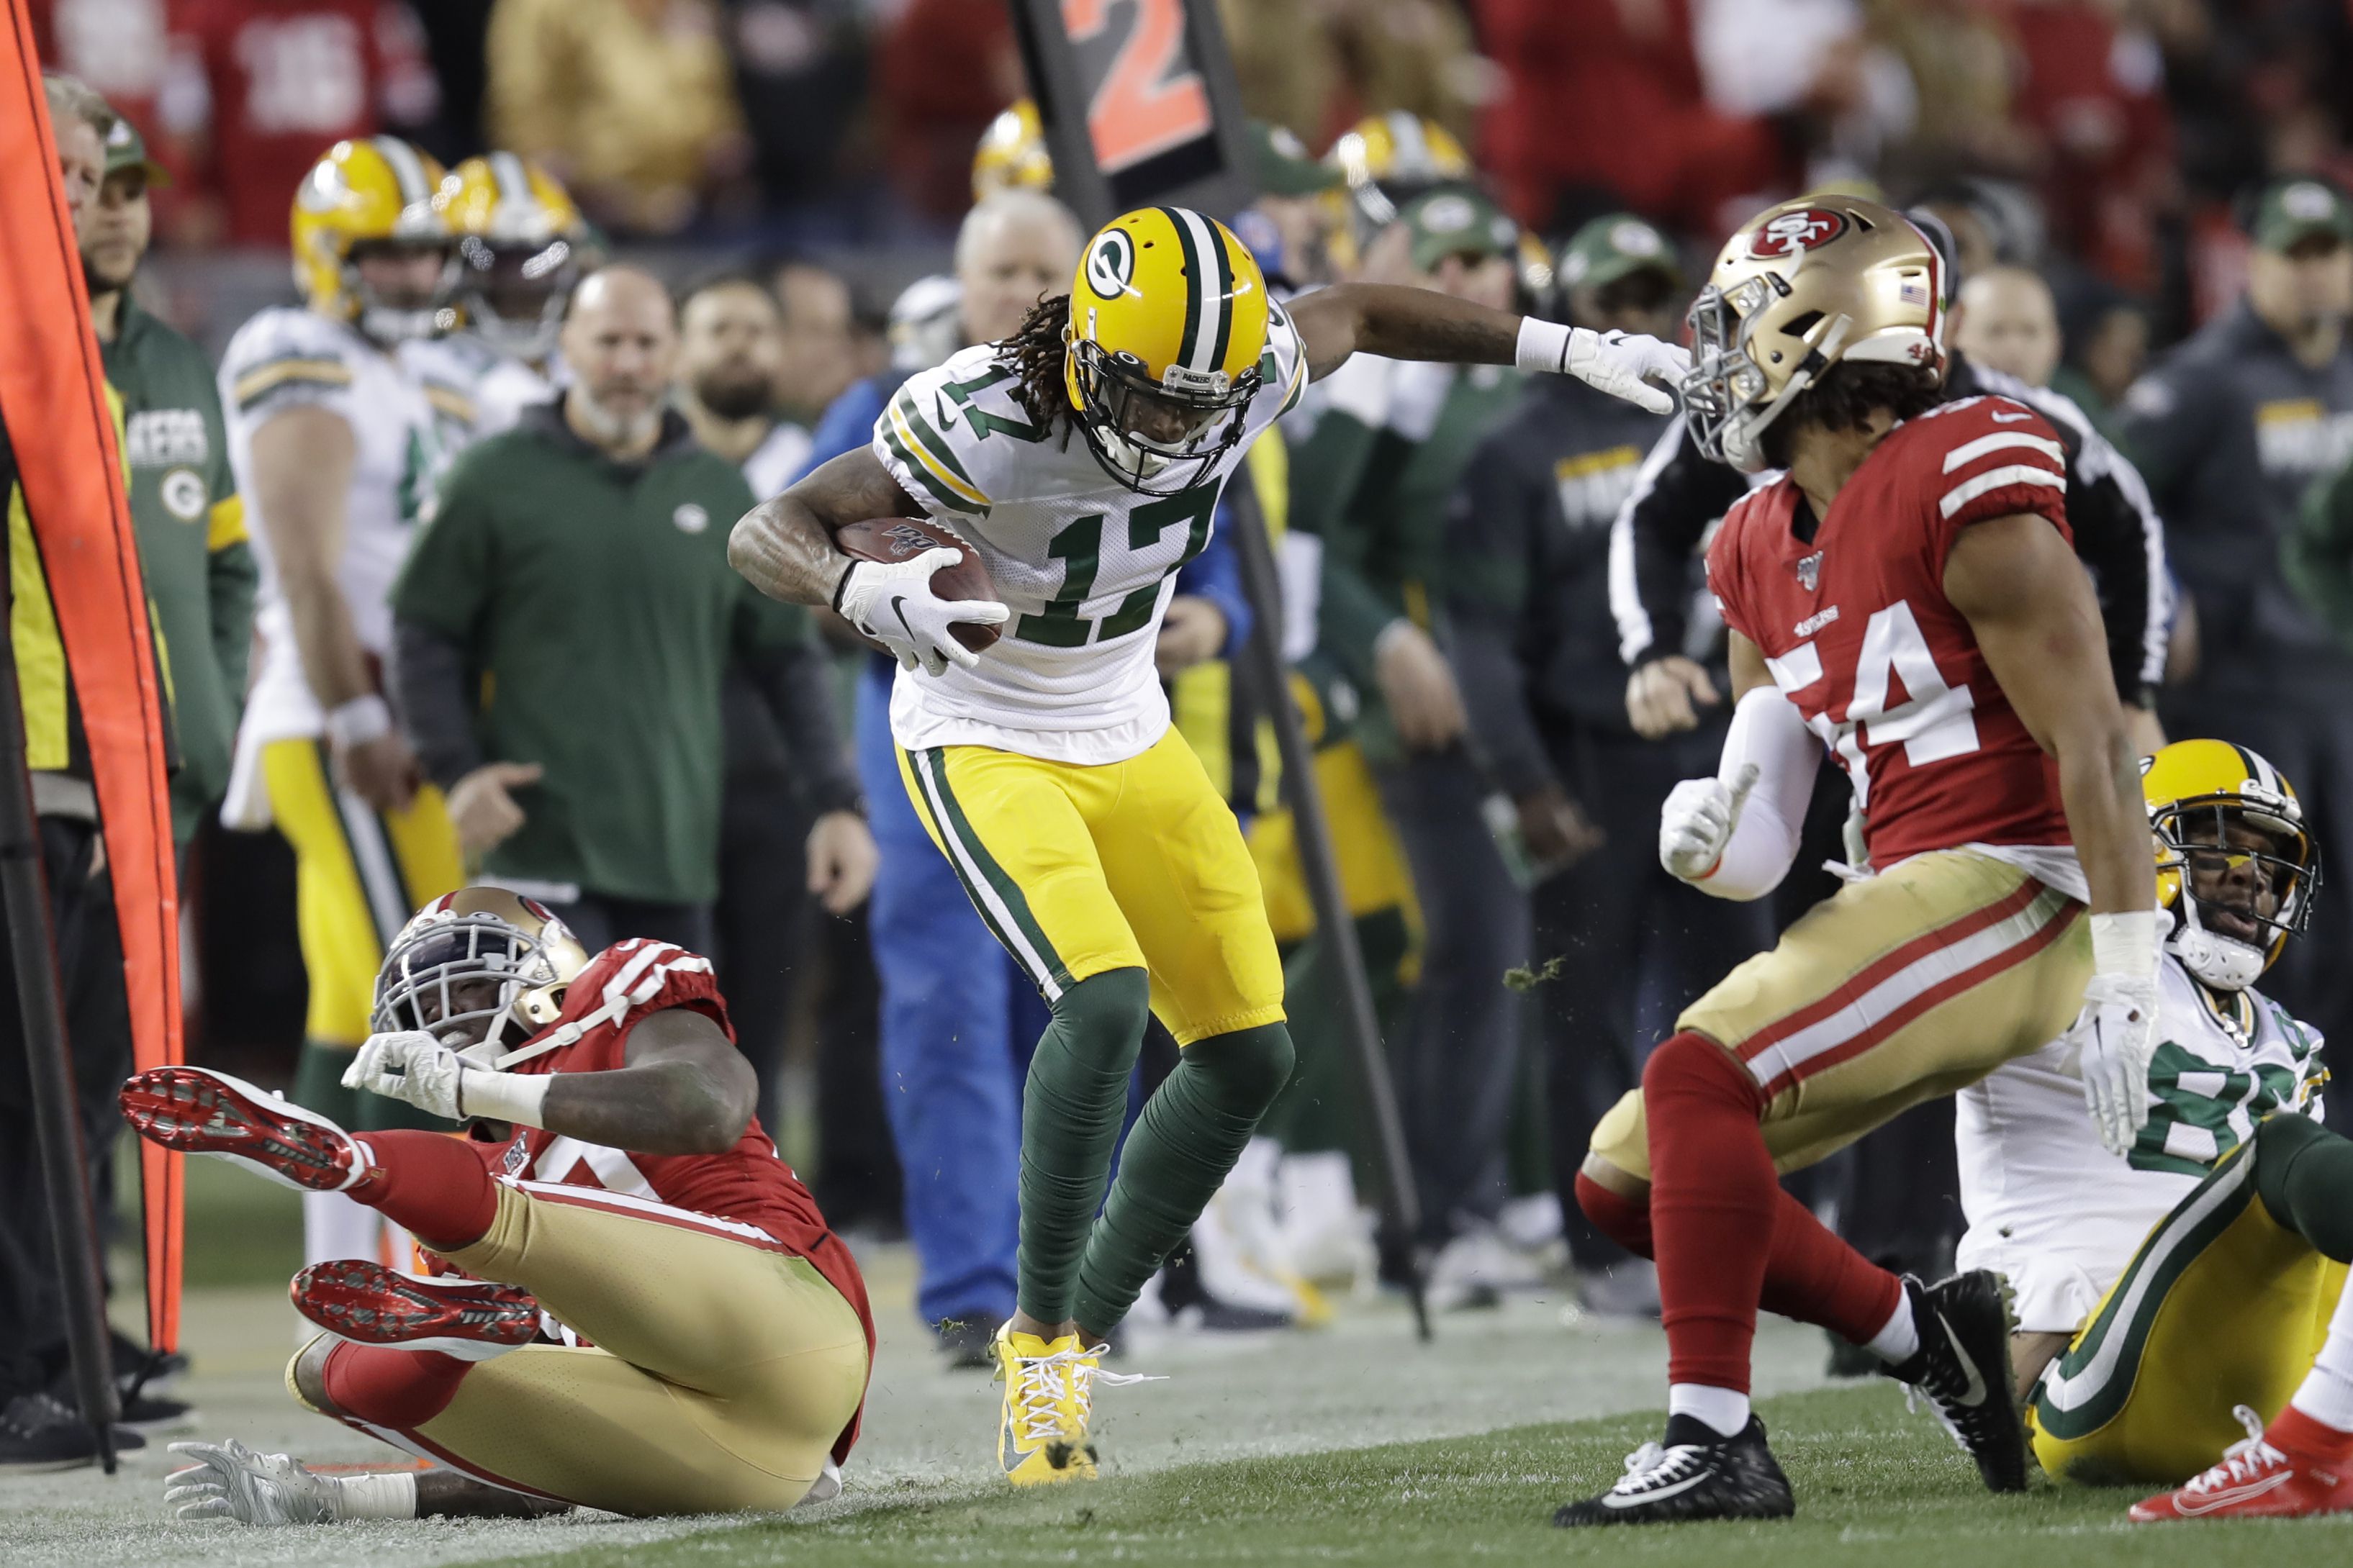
[101,112,168,185]
[2251,176,2353,252]
[1558,213,1681,293]
[1252,120,1341,198]
[1396,183,1517,273]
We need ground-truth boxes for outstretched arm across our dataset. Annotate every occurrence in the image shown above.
[1284,283,1685,412]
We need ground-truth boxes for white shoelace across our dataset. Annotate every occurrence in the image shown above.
[1609,1441,1705,1496]
[1006,1345,1161,1442]
[2179,1405,2282,1496]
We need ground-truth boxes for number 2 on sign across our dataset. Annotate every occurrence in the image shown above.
[1063,0,1212,174]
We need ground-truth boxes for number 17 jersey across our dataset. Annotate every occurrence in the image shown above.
[1704,394,2075,869]
[871,304,1306,764]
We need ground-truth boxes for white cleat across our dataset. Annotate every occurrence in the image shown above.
[165,1439,344,1525]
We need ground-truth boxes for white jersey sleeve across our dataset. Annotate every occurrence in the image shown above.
[870,343,1030,525]
[218,307,364,426]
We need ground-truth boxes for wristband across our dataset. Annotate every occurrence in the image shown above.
[459,1066,552,1129]
[324,694,393,749]
[2090,909,2159,979]
[1513,317,1575,376]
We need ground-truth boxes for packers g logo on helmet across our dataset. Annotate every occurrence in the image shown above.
[2142,739,2321,992]
[1062,207,1271,495]
[289,136,458,343]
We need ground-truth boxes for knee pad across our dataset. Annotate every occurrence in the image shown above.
[1185,1023,1297,1112]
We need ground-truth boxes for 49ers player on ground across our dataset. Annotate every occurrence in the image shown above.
[1557,199,2158,1526]
[121,889,872,1523]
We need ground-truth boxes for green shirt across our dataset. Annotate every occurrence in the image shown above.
[392,407,810,902]
[2288,453,2353,655]
[100,295,256,840]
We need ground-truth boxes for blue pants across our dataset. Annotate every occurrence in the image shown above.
[857,662,1037,1328]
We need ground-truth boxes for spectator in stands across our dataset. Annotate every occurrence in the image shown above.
[875,0,1021,219]
[2053,278,2154,437]
[771,258,858,432]
[1954,266,2064,388]
[2118,173,2353,1100]
[390,266,870,956]
[2291,445,2353,656]
[485,0,749,235]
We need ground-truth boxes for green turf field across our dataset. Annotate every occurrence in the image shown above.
[458,1385,2353,1568]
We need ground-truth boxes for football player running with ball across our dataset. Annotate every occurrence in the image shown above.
[1559,197,2158,1526]
[728,205,1685,1485]
[121,889,873,1522]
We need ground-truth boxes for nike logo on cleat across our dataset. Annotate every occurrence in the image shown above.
[1938,1318,1987,1408]
[2175,1474,2292,1515]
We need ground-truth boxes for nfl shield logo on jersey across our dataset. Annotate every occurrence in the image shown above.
[1795,550,1824,592]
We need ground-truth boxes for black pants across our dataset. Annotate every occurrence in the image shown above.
[0,817,130,1399]
[541,892,714,961]
[1533,722,1774,1269]
[1378,746,1530,1244]
[713,752,814,1132]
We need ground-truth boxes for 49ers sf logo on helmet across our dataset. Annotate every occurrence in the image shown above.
[1749,207,1848,260]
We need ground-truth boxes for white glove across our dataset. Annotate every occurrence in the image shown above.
[343,1029,466,1119]
[2069,971,2161,1156]
[1518,320,1689,414]
[833,548,1009,676]
[1659,763,1759,882]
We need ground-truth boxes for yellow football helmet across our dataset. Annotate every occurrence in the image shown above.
[444,152,585,361]
[2144,740,2320,992]
[372,888,592,1067]
[1684,196,1947,471]
[1327,112,1471,227]
[289,136,457,342]
[1064,207,1271,494]
[973,98,1054,201]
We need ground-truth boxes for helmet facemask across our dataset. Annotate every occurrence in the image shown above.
[2155,799,2320,992]
[371,907,581,1067]
[1067,334,1258,496]
[459,232,577,362]
[343,236,460,345]
[1683,273,1851,472]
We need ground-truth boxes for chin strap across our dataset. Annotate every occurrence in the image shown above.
[2163,899,2266,992]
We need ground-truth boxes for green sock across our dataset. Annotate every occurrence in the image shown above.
[1072,1020,1296,1333]
[1016,968,1152,1328]
[2254,1113,2353,1261]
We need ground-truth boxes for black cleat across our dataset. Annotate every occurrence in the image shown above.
[1884,1269,2027,1492]
[1553,1416,1796,1526]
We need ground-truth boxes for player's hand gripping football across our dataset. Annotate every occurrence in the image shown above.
[343,1029,467,1120]
[833,547,1009,676]
[2068,971,2161,1157]
[1658,763,1759,882]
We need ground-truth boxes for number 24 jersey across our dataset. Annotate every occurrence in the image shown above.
[871,304,1306,765]
[1704,395,2076,870]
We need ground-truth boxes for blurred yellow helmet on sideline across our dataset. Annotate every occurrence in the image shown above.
[445,152,586,361]
[973,98,1054,202]
[289,136,456,341]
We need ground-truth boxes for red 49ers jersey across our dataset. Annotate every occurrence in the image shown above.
[1704,395,2074,867]
[482,938,875,1460]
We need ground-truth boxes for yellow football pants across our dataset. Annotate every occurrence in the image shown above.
[2030,1139,2350,1485]
[263,738,463,1046]
[897,728,1285,1044]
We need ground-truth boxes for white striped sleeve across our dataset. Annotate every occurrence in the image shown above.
[1933,403,2069,532]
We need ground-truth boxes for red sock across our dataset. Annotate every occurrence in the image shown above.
[1644,1031,1777,1393]
[320,1341,474,1428]
[351,1131,500,1251]
[1575,1172,1653,1256]
[2272,1404,2353,1464]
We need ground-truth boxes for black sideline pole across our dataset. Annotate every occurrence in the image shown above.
[1224,473,1432,1342]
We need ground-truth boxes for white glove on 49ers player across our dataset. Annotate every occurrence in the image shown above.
[2067,911,2162,1156]
[343,1030,552,1128]
[834,548,1009,676]
[1659,763,1760,882]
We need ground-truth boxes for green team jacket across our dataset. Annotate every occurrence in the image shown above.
[101,295,257,840]
[2288,453,2353,655]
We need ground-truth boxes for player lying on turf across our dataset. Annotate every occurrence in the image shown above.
[1956,740,2353,1521]
[1558,196,2159,1526]
[728,204,1686,1485]
[122,888,873,1523]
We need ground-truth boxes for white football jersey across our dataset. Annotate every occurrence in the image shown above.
[219,309,482,820]
[1956,954,2324,1333]
[872,303,1307,763]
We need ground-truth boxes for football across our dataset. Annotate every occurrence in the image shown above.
[833,515,1003,653]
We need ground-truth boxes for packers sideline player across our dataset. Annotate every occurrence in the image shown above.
[1956,740,2353,1520]
[728,204,1686,1482]
[219,138,484,1271]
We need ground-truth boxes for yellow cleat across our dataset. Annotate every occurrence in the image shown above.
[990,1322,1159,1486]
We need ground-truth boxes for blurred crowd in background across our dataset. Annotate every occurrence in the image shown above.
[21,0,2353,1378]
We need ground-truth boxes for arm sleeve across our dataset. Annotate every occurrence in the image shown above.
[2286,459,2353,656]
[1688,684,1823,902]
[733,616,863,819]
[391,617,482,790]
[1179,509,1253,658]
[1610,417,1749,666]
[1445,438,1554,800]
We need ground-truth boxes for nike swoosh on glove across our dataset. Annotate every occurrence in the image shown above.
[834,547,1010,676]
[1564,330,1691,415]
[2068,971,2160,1156]
[343,1030,466,1120]
[1659,763,1760,882]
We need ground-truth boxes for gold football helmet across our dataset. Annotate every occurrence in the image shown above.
[443,152,585,362]
[1683,196,1947,471]
[289,136,457,342]
[973,97,1054,201]
[2143,740,2319,992]
[1064,207,1274,494]
[372,888,591,1066]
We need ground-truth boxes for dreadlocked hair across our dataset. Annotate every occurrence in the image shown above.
[1759,361,1943,472]
[998,293,1075,437]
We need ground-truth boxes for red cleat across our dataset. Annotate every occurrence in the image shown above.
[292,1259,543,1361]
[119,1066,368,1192]
[2131,1405,2353,1522]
